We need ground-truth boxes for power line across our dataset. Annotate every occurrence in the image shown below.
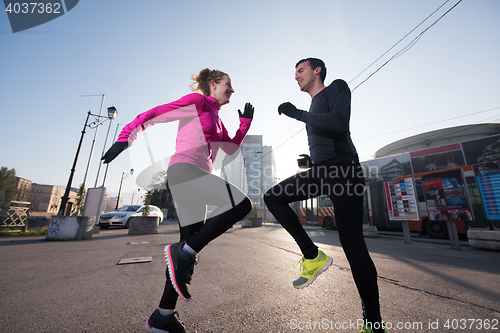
[259,127,305,161]
[351,0,463,92]
[349,0,452,85]
[259,106,499,165]
[266,122,303,146]
[258,0,464,161]
[477,115,500,123]
[356,106,500,142]
[376,123,490,156]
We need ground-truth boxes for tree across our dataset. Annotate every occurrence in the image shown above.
[71,183,86,216]
[102,196,115,213]
[148,171,167,209]
[142,190,152,217]
[0,167,17,206]
[141,170,177,218]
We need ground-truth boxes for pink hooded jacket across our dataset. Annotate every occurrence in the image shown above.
[117,93,252,173]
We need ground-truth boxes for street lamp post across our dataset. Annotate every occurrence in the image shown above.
[131,188,140,205]
[116,169,134,209]
[81,94,105,189]
[58,108,118,216]
[58,111,92,216]
[101,122,120,187]
[243,147,262,196]
[94,106,118,187]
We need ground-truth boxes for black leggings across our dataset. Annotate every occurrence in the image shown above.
[263,159,381,323]
[159,163,252,310]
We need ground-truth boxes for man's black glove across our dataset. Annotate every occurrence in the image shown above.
[238,102,254,119]
[297,154,312,169]
[101,142,129,164]
[278,102,306,122]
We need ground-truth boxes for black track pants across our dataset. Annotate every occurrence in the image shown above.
[263,159,382,323]
[159,163,252,310]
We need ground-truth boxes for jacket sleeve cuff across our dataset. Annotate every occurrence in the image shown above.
[297,110,307,123]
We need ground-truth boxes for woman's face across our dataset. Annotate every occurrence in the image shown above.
[211,75,234,106]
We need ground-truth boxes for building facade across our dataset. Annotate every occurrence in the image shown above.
[31,184,77,214]
[221,135,277,221]
[15,177,32,202]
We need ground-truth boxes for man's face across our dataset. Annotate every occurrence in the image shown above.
[295,61,317,92]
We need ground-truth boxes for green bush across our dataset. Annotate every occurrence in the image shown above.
[0,229,47,237]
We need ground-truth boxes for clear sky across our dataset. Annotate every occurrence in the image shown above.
[1,0,499,205]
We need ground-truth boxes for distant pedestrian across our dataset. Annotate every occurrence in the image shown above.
[102,68,254,333]
[264,58,386,333]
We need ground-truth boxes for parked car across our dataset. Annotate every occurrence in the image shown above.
[98,205,163,229]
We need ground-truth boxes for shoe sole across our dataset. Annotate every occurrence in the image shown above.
[294,256,333,289]
[144,320,168,333]
[164,244,191,301]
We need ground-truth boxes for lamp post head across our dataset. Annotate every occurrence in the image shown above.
[107,106,117,119]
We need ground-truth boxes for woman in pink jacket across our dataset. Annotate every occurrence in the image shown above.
[102,68,254,333]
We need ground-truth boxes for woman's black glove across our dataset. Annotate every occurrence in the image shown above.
[101,142,129,163]
[238,102,254,119]
[278,102,306,122]
[297,154,312,169]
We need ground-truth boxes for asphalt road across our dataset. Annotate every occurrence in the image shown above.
[1,221,499,332]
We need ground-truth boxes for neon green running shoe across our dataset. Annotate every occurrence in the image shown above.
[359,325,388,333]
[293,250,332,289]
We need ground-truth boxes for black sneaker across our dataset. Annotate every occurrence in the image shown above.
[165,242,196,300]
[144,309,196,333]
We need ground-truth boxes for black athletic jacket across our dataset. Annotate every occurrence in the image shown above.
[299,79,358,165]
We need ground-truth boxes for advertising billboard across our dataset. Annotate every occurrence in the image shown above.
[384,178,420,221]
[421,169,472,222]
[474,162,500,220]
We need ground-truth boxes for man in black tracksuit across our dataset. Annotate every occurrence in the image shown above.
[264,58,385,333]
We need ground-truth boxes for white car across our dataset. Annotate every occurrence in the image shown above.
[98,205,164,229]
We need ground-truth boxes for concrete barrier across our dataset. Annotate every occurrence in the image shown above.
[46,216,95,241]
[468,230,500,251]
[241,218,262,228]
[249,217,262,227]
[241,220,252,228]
[363,225,379,238]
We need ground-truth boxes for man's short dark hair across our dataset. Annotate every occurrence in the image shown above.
[296,58,327,83]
